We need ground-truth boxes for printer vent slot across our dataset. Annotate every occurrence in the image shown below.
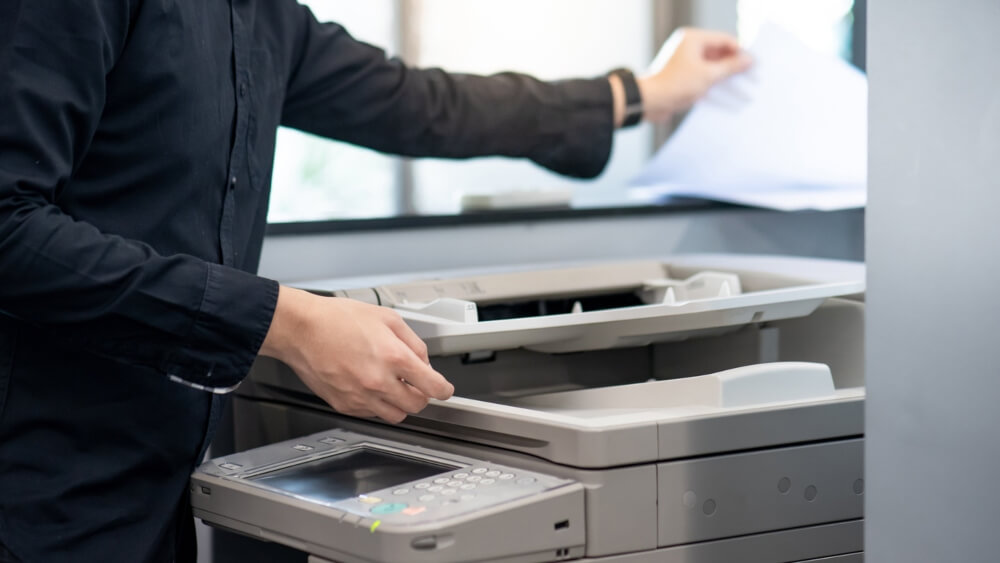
[476,292,644,321]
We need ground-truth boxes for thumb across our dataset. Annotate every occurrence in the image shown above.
[708,52,753,83]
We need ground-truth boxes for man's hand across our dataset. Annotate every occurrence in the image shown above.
[259,286,454,424]
[610,28,753,127]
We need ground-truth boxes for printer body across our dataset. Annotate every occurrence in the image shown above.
[193,254,866,563]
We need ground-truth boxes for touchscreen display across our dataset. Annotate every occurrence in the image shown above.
[249,448,457,504]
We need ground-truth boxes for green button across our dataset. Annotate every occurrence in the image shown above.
[371,503,408,515]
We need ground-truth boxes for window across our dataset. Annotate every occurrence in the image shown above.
[267,1,400,223]
[267,0,654,223]
[737,0,858,64]
[268,1,865,225]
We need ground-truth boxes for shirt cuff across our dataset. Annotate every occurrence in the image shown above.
[530,77,615,179]
[161,263,279,391]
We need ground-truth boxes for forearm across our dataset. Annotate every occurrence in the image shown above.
[0,197,278,388]
[280,7,616,179]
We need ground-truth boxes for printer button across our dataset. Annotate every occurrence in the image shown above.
[414,483,430,489]
[411,536,437,550]
[472,468,488,474]
[371,503,407,515]
[466,476,482,483]
[499,473,516,480]
[485,471,501,478]
[480,479,495,485]
[454,473,469,479]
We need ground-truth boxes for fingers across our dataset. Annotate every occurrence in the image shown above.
[686,28,741,54]
[390,346,455,401]
[683,29,751,75]
[383,310,431,364]
[379,310,453,400]
[377,375,432,413]
[287,294,454,426]
[367,399,409,425]
[709,52,754,82]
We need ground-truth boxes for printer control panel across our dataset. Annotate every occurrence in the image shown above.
[199,428,574,528]
[346,463,547,524]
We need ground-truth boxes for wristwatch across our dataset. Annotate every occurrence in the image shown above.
[608,68,643,128]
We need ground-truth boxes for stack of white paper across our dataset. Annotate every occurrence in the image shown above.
[630,24,867,211]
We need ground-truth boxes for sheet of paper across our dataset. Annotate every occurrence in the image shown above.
[630,24,868,211]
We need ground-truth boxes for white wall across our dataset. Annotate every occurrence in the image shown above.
[866,1,1000,561]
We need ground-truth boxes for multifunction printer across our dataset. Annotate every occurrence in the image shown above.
[193,254,866,563]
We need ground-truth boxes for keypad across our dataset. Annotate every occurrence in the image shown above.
[351,465,541,521]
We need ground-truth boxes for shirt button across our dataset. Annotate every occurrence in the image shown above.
[239,83,248,98]
[229,176,237,190]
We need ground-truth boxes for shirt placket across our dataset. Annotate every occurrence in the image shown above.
[220,0,250,268]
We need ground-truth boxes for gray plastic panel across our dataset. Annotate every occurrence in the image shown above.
[657,399,863,460]
[658,439,864,546]
[569,521,861,562]
[193,432,587,563]
[230,399,661,558]
[799,555,863,563]
[229,399,864,560]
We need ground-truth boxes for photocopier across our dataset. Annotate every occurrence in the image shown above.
[192,254,866,563]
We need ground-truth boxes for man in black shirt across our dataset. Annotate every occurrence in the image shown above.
[0,1,749,560]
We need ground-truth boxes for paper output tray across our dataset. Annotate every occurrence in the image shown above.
[403,280,861,356]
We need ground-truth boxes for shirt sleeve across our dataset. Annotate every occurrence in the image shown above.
[279,4,615,179]
[0,0,278,391]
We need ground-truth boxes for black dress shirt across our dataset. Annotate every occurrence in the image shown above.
[0,0,613,561]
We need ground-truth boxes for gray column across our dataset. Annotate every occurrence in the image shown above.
[867,1,1000,561]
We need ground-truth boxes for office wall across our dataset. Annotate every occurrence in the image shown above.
[867,1,1000,561]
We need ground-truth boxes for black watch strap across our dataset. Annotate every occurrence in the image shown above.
[609,68,643,128]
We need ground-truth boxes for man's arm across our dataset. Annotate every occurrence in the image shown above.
[0,0,276,390]
[278,4,615,179]
[277,6,751,175]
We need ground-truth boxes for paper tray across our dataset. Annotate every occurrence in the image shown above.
[403,279,861,356]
